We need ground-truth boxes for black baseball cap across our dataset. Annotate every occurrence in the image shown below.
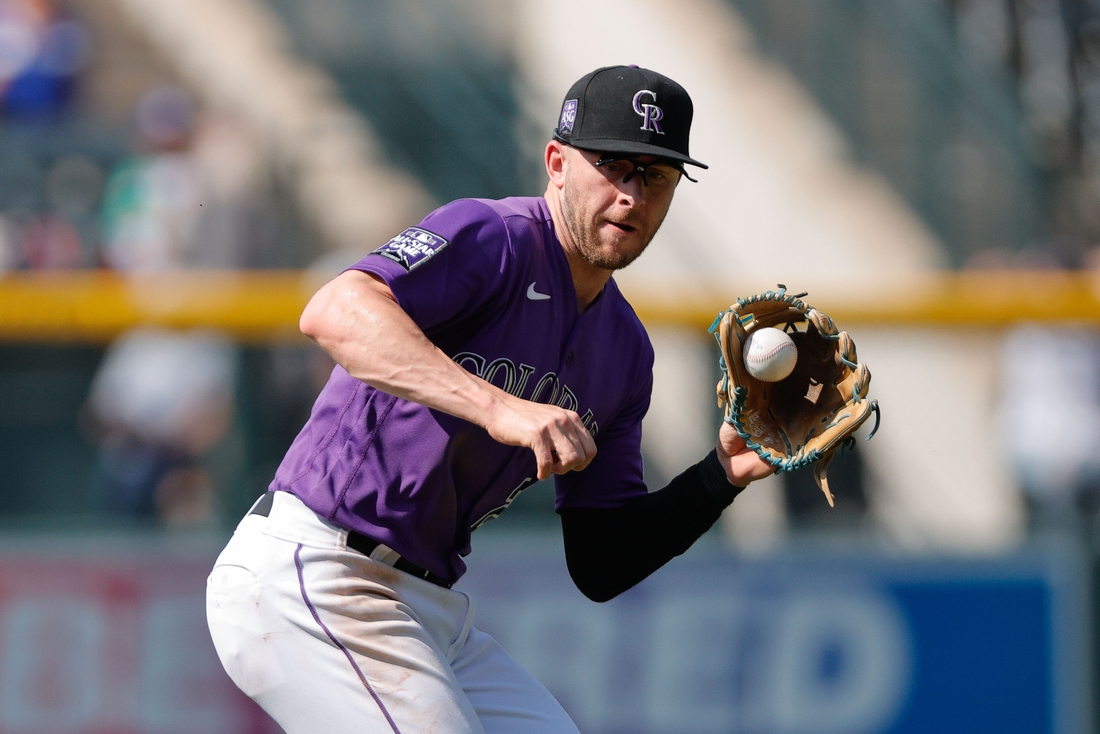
[553,65,707,171]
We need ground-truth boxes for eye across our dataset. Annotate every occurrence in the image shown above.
[648,166,678,184]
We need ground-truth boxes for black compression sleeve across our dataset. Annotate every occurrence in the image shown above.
[559,450,746,602]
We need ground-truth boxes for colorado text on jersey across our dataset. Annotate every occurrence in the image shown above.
[452,351,599,437]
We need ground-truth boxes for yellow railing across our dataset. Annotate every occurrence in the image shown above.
[626,270,1100,331]
[0,270,1097,342]
[0,271,318,343]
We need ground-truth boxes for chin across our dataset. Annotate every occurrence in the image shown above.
[591,244,645,271]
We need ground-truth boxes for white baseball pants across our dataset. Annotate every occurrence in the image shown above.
[206,491,580,734]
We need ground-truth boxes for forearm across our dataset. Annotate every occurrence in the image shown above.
[301,270,503,425]
[300,269,597,479]
[559,450,743,602]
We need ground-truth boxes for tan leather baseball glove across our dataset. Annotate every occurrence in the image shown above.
[710,286,880,506]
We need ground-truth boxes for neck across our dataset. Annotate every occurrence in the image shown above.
[544,183,613,312]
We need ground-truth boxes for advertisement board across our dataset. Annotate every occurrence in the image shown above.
[0,536,1085,734]
[0,538,276,734]
[459,538,1091,734]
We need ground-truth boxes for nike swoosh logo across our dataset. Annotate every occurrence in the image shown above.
[526,282,551,300]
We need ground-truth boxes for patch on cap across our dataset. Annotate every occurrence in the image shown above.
[559,99,578,135]
[371,227,449,271]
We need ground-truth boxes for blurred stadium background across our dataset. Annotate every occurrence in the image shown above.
[0,0,1096,731]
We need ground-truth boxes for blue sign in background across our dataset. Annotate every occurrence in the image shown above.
[889,580,1051,733]
[456,539,1088,734]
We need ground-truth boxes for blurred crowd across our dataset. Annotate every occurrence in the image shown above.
[0,0,299,274]
[954,1,1100,533]
[954,0,1100,268]
[0,0,86,121]
[8,0,1100,536]
[0,0,88,271]
[0,89,281,271]
[96,86,280,271]
[0,0,327,529]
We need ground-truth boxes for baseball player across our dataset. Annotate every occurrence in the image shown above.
[207,65,773,733]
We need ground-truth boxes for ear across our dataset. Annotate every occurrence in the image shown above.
[545,140,567,188]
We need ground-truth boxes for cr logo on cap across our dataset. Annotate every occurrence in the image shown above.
[632,90,664,135]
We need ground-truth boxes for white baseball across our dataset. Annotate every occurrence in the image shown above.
[743,327,798,382]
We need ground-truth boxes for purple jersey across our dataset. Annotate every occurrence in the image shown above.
[272,196,654,582]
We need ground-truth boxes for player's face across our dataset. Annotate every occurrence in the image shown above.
[558,146,680,271]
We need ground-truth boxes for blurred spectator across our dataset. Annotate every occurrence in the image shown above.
[998,325,1100,528]
[100,85,200,270]
[40,153,103,264]
[100,85,277,270]
[85,87,285,528]
[84,328,238,528]
[0,153,105,269]
[188,108,278,267]
[0,0,89,119]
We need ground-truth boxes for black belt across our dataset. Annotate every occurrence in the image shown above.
[344,531,453,588]
[248,493,452,589]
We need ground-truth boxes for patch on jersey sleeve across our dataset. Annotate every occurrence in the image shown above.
[370,227,449,271]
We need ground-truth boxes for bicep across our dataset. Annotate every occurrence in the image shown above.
[299,269,443,390]
[300,270,399,347]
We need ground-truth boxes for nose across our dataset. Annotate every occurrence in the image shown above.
[616,173,647,206]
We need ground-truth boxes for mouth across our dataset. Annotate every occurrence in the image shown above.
[606,221,637,234]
